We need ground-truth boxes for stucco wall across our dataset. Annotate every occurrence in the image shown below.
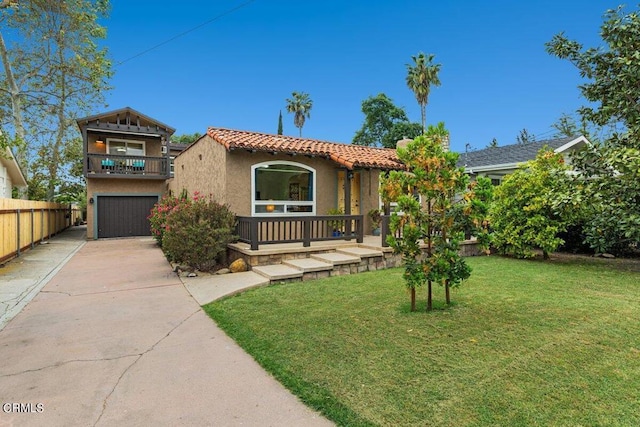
[168,134,227,203]
[86,178,166,239]
[358,169,382,231]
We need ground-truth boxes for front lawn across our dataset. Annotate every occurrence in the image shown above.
[204,255,640,426]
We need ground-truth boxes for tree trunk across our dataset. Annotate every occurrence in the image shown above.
[543,250,549,260]
[421,103,426,134]
[445,279,450,305]
[426,199,433,310]
[0,30,28,167]
[410,287,416,312]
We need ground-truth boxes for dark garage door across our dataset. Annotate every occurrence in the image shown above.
[97,196,158,238]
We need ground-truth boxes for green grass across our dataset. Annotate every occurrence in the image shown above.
[203,255,640,426]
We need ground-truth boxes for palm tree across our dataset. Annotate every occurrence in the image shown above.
[405,52,441,133]
[286,91,313,137]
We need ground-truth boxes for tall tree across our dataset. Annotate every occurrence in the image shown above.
[277,110,283,135]
[385,121,423,148]
[171,133,201,145]
[551,113,588,139]
[516,128,535,144]
[352,93,420,148]
[0,0,112,200]
[405,52,441,133]
[546,5,640,254]
[285,91,312,137]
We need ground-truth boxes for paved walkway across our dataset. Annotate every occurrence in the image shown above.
[0,228,332,426]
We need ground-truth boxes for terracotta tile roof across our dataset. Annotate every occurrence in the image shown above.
[207,127,405,170]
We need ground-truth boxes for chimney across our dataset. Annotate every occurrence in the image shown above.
[396,137,413,150]
[442,134,450,152]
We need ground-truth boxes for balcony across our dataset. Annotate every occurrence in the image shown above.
[86,153,168,179]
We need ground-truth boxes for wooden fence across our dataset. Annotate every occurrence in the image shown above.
[0,198,82,263]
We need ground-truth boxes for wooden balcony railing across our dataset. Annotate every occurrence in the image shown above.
[86,154,168,178]
[236,215,364,250]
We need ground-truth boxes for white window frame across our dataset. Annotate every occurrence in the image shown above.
[251,160,316,216]
[106,138,146,156]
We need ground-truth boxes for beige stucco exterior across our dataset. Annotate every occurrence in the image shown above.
[169,135,383,231]
[86,178,166,239]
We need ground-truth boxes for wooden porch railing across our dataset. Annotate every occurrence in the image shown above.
[86,153,168,178]
[236,215,364,250]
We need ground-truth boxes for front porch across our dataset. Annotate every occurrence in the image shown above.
[228,232,483,284]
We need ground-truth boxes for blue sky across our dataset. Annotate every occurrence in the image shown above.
[103,0,616,152]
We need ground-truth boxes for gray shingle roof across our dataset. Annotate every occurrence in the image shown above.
[457,136,577,168]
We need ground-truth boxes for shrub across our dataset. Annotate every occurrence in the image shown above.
[160,192,237,271]
[148,192,184,246]
[490,149,578,259]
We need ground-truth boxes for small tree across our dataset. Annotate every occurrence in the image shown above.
[516,128,536,144]
[381,123,481,311]
[490,149,576,259]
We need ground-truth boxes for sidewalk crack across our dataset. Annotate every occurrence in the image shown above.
[93,309,200,426]
[40,290,72,297]
[0,354,140,378]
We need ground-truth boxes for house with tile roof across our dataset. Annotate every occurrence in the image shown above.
[458,135,590,184]
[169,127,406,237]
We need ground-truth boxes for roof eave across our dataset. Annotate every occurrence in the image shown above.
[553,135,590,153]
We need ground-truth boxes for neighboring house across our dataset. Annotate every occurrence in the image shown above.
[458,135,590,184]
[168,142,189,177]
[0,145,28,199]
[77,107,175,239]
[169,127,405,233]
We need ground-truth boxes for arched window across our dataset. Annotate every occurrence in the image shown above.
[251,161,316,216]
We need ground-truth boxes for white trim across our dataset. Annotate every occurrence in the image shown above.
[251,160,316,216]
[106,137,146,156]
[553,135,590,154]
[466,136,592,175]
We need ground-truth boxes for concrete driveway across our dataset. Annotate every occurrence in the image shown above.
[0,234,331,426]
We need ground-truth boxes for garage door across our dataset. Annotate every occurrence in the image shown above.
[97,196,158,238]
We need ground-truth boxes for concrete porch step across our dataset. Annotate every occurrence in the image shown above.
[252,264,303,281]
[337,247,383,258]
[311,252,361,265]
[284,258,333,272]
